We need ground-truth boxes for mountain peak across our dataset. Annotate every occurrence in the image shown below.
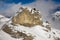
[12,7,43,27]
[1,7,60,40]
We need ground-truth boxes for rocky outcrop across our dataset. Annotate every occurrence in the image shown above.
[12,7,43,27]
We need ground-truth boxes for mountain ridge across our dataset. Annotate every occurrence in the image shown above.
[0,7,60,40]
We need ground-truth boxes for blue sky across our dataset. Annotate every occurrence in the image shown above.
[0,0,36,4]
[52,0,60,4]
[0,0,60,4]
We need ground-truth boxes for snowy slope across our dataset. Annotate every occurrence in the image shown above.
[4,21,60,40]
[0,15,10,29]
[0,23,60,40]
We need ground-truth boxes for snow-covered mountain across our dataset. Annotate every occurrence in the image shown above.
[52,11,60,21]
[0,15,9,22]
[0,15,10,29]
[0,7,60,40]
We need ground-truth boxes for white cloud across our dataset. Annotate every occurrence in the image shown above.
[0,3,22,17]
[0,0,60,29]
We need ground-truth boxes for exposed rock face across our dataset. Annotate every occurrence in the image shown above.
[12,7,43,27]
